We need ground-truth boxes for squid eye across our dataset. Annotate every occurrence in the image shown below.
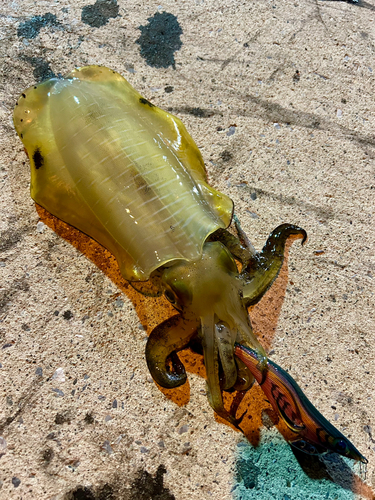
[334,439,348,453]
[164,289,177,304]
[217,247,238,274]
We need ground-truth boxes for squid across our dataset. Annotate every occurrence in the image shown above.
[13,65,366,463]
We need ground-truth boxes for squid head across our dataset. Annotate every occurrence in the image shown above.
[146,240,268,424]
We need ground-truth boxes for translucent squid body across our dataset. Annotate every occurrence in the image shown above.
[13,65,367,463]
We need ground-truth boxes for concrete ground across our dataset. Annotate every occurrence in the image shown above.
[0,1,374,499]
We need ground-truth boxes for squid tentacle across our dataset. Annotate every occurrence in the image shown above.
[145,314,199,388]
[215,321,238,390]
[202,314,221,412]
[202,316,241,427]
[224,299,268,372]
[241,223,307,306]
[232,356,255,392]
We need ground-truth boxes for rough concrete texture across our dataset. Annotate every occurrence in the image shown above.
[0,1,374,499]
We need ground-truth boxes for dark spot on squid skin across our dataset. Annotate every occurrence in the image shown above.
[32,148,44,170]
[17,13,62,39]
[136,12,183,69]
[139,97,155,108]
[81,0,119,28]
[22,55,56,82]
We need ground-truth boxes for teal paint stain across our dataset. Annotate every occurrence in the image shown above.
[233,429,362,500]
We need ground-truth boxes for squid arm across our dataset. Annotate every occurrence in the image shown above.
[241,224,307,306]
[145,314,199,388]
